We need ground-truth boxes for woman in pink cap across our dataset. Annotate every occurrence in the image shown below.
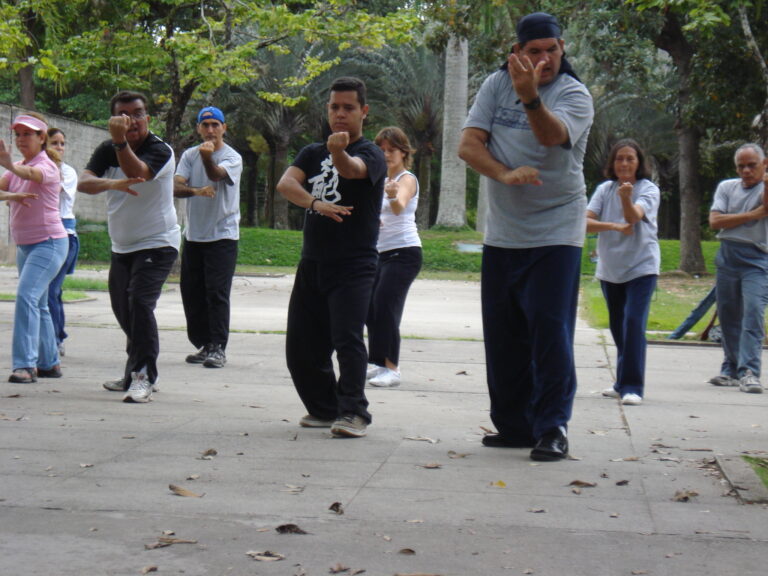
[0,112,69,383]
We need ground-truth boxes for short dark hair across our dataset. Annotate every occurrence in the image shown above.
[110,90,148,115]
[603,138,650,181]
[330,77,367,107]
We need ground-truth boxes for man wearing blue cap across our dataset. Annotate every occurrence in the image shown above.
[174,106,243,368]
[459,12,594,460]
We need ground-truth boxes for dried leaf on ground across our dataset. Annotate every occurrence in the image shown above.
[394,573,443,576]
[631,571,648,575]
[658,457,682,463]
[141,566,158,574]
[79,463,94,468]
[282,484,304,494]
[447,451,470,459]
[527,508,547,513]
[616,479,630,486]
[246,550,285,561]
[199,448,217,460]
[609,512,620,518]
[404,436,439,444]
[610,456,639,462]
[399,548,416,555]
[168,484,204,498]
[418,462,442,469]
[161,530,175,536]
[145,537,198,550]
[329,563,350,573]
[588,429,607,436]
[455,370,469,375]
[673,489,699,502]
[568,480,597,488]
[186,474,200,481]
[572,487,582,495]
[4,394,21,398]
[479,426,495,434]
[405,519,424,523]
[490,480,507,488]
[329,501,345,514]
[276,523,307,534]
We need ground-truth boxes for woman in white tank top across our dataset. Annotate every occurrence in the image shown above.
[366,127,423,387]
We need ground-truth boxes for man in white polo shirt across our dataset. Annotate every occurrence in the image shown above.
[78,90,180,403]
[174,106,242,369]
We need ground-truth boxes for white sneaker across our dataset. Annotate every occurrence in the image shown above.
[602,388,620,398]
[123,372,154,403]
[621,393,642,406]
[369,368,401,388]
[366,364,384,380]
[739,370,764,394]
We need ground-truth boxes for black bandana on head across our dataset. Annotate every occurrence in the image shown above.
[500,11,581,83]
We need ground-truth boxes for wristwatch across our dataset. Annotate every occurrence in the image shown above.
[523,96,542,110]
[112,141,128,151]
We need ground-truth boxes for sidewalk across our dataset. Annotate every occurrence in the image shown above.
[0,267,766,576]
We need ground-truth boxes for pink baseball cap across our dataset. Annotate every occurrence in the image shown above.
[12,114,48,132]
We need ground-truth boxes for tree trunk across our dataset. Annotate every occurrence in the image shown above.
[435,35,468,228]
[242,150,260,227]
[270,143,291,229]
[737,4,768,149]
[18,65,35,109]
[415,149,432,229]
[655,12,706,274]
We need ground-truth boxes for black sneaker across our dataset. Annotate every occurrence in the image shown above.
[203,344,226,368]
[185,345,211,364]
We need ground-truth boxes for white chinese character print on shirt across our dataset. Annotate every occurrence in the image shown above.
[308,156,342,206]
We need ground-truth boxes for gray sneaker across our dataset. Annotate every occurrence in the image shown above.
[103,378,128,392]
[708,374,739,387]
[299,414,335,428]
[330,414,368,438]
[203,344,226,368]
[739,370,764,394]
[123,372,154,403]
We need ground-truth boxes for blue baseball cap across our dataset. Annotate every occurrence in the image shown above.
[197,106,225,124]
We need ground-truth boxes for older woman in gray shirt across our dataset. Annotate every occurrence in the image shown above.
[587,139,660,406]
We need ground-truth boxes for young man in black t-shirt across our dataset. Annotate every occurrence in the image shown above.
[277,77,386,438]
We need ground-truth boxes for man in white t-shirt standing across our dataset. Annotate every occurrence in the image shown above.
[78,90,180,403]
[708,143,768,395]
[459,12,594,461]
[174,106,242,369]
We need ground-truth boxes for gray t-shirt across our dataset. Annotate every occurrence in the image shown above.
[587,179,661,283]
[710,178,768,252]
[464,70,594,248]
[176,143,243,242]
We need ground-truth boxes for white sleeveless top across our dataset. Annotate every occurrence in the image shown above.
[377,170,422,252]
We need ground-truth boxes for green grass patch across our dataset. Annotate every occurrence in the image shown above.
[0,291,89,302]
[743,456,768,489]
[63,276,108,291]
[580,275,716,335]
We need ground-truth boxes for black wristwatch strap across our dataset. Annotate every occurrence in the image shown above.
[112,141,128,151]
[523,96,542,110]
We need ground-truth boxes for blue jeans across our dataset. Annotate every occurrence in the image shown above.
[48,230,80,345]
[481,245,581,441]
[715,240,768,379]
[601,275,657,397]
[13,237,69,370]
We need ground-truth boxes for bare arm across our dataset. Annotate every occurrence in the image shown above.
[77,170,142,196]
[586,210,633,235]
[0,139,44,183]
[710,206,768,230]
[617,182,645,224]
[198,142,228,182]
[108,115,154,180]
[173,174,215,198]
[458,128,542,186]
[327,132,368,180]
[384,174,418,216]
[507,54,569,147]
[277,165,352,223]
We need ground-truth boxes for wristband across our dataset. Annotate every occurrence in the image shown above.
[522,96,541,110]
[112,141,128,151]
[310,198,319,211]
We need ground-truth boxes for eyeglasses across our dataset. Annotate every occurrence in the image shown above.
[120,111,147,121]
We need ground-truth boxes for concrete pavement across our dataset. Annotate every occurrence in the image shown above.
[0,266,766,576]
